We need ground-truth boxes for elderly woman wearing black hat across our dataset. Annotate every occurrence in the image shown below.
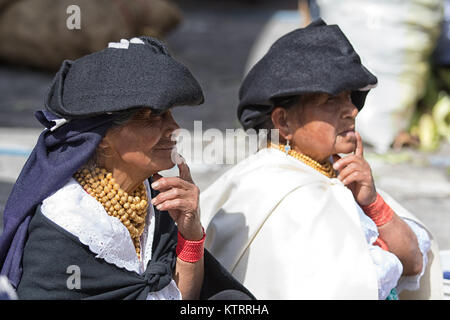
[200,20,443,300]
[0,37,254,300]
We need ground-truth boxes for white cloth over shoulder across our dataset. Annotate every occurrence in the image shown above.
[200,148,443,299]
[356,204,403,300]
[41,178,182,300]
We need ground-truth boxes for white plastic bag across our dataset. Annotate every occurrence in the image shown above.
[245,10,305,75]
[316,0,444,152]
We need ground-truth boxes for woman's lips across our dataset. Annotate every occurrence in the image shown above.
[339,129,355,138]
[154,144,176,151]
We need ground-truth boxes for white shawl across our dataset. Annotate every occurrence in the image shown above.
[200,148,443,299]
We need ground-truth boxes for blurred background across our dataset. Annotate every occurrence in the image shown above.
[0,0,449,295]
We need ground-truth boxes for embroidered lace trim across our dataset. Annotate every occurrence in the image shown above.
[357,204,403,299]
[356,204,431,299]
[41,177,181,300]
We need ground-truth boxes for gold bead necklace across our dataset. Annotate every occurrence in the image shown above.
[270,143,337,178]
[73,167,149,259]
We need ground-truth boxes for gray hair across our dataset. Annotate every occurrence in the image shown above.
[254,95,301,142]
[81,107,144,170]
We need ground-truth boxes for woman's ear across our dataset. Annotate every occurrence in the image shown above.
[98,138,110,151]
[271,107,293,141]
[97,135,114,161]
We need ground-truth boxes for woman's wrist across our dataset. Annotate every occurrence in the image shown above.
[178,220,204,241]
[361,193,394,227]
[176,227,205,263]
[357,190,378,207]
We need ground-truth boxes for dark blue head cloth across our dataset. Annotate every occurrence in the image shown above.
[0,111,121,288]
[0,36,204,288]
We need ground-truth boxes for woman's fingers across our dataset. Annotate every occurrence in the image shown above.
[335,157,372,186]
[159,196,203,241]
[157,192,198,212]
[177,158,194,184]
[151,187,193,207]
[336,162,360,183]
[340,171,362,187]
[151,176,191,191]
[150,159,202,240]
[333,131,364,171]
[332,132,377,206]
[154,198,185,211]
[150,176,199,218]
[333,154,358,172]
[354,131,364,157]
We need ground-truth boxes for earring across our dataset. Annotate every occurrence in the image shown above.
[284,140,291,154]
[99,145,113,158]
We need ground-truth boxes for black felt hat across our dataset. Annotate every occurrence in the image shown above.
[238,19,378,130]
[45,37,204,119]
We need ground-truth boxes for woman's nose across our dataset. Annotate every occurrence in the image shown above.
[163,111,180,137]
[350,103,358,119]
[342,97,358,120]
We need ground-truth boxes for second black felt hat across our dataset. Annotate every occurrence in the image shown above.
[237,19,378,130]
[45,37,204,119]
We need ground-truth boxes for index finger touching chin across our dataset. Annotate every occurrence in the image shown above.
[178,160,194,184]
[354,131,364,157]
[172,152,185,166]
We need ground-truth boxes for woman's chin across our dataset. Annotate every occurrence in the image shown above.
[155,157,177,172]
[336,141,357,155]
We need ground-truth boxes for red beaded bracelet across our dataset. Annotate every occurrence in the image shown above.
[176,228,205,263]
[374,237,389,251]
[361,193,394,227]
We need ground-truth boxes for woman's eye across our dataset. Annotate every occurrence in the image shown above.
[146,112,164,121]
[327,96,337,102]
[153,111,168,118]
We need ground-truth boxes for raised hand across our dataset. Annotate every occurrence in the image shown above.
[332,131,377,206]
[150,157,203,241]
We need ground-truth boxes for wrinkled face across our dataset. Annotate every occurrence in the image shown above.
[100,108,180,177]
[285,90,358,162]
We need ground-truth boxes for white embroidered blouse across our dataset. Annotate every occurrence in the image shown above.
[356,204,431,299]
[40,178,182,300]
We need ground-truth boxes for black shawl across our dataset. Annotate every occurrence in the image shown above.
[16,184,254,300]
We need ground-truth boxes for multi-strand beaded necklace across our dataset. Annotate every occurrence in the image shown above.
[270,143,337,178]
[74,167,149,259]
